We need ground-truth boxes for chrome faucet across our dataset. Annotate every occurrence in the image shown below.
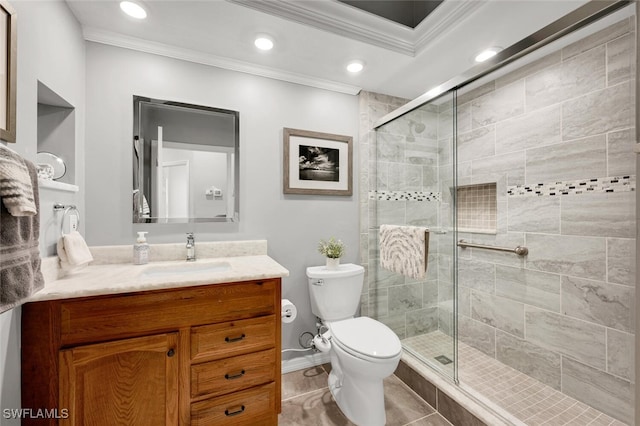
[186,232,196,261]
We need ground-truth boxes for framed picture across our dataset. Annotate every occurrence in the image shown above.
[283,128,352,196]
[0,0,15,143]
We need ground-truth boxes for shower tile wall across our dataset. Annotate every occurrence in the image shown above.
[358,91,451,340]
[455,17,636,424]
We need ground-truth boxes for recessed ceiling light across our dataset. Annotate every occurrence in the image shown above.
[475,47,502,63]
[254,35,274,51]
[346,60,364,73]
[120,1,147,19]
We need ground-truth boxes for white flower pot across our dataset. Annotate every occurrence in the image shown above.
[326,257,340,270]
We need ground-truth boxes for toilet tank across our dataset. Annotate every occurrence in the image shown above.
[306,263,364,321]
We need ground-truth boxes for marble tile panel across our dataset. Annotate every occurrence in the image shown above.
[382,375,439,426]
[369,288,389,317]
[457,102,472,134]
[471,150,525,186]
[437,280,453,303]
[607,127,636,177]
[607,328,634,381]
[561,357,632,424]
[472,80,525,128]
[607,237,636,287]
[437,137,453,166]
[395,360,437,408]
[495,265,561,312]
[495,105,561,154]
[437,254,453,286]
[406,198,438,228]
[607,32,635,86]
[457,125,495,163]
[458,286,471,317]
[562,80,634,140]
[525,233,606,280]
[389,283,423,315]
[525,306,606,369]
[406,137,438,164]
[471,291,525,338]
[526,45,606,111]
[368,230,379,259]
[459,316,496,358]
[458,258,495,293]
[525,135,606,184]
[495,50,561,88]
[438,109,453,139]
[378,313,407,339]
[458,80,496,106]
[507,196,560,234]
[495,330,561,390]
[368,102,392,128]
[561,276,634,332]
[422,281,438,308]
[562,17,631,60]
[369,259,405,289]
[406,306,439,337]
[438,306,454,337]
[375,200,406,227]
[561,192,635,238]
[376,132,405,162]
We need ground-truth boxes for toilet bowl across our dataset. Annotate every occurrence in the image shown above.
[307,264,403,426]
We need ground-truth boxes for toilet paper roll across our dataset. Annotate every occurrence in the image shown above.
[281,299,297,323]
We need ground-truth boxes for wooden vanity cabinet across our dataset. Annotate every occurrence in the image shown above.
[21,278,282,426]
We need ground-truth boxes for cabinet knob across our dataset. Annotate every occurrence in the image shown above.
[167,348,175,357]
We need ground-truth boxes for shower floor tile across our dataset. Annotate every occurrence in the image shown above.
[402,331,625,426]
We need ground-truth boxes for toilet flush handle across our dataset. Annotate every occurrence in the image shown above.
[312,279,324,286]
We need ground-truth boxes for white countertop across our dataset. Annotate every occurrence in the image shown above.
[31,240,289,302]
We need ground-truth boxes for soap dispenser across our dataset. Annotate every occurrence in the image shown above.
[133,231,149,265]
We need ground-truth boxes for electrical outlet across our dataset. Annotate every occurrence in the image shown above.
[69,215,78,232]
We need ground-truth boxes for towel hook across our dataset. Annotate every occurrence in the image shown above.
[54,203,80,236]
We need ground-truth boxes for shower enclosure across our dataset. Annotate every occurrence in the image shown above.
[364,2,636,424]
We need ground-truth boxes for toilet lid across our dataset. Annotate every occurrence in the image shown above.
[329,317,402,359]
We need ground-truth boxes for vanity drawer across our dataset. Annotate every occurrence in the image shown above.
[191,315,276,362]
[59,280,278,346]
[191,348,276,399]
[191,382,276,426]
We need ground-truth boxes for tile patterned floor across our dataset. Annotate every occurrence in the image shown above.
[403,331,628,426]
[279,364,453,426]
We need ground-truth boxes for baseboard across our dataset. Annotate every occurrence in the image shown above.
[281,351,331,374]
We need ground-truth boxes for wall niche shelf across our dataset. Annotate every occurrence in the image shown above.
[37,81,76,186]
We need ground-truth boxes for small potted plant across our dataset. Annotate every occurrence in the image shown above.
[318,237,345,270]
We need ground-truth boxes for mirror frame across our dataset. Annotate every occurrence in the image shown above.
[132,96,240,223]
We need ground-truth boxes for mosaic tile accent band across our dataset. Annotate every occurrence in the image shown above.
[369,190,441,202]
[507,175,636,197]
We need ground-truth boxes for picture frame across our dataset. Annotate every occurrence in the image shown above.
[0,0,15,143]
[283,128,352,196]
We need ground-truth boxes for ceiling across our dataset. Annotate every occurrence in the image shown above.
[65,0,592,100]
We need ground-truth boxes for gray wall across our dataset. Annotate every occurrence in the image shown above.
[0,1,86,423]
[84,42,360,361]
[453,17,635,424]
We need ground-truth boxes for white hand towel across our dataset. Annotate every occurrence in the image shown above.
[57,231,93,270]
[379,224,429,280]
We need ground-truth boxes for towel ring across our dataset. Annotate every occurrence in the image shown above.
[54,203,80,237]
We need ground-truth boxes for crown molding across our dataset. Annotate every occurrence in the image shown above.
[228,0,416,56]
[82,27,362,95]
[414,1,488,54]
[228,0,488,57]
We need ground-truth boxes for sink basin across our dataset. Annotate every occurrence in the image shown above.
[140,262,231,279]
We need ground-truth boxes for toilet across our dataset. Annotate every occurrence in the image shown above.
[307,263,402,426]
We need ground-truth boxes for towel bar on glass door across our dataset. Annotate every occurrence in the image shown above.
[54,203,80,236]
[457,239,528,256]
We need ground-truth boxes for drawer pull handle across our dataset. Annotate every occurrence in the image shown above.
[224,405,245,417]
[166,348,175,357]
[225,369,246,380]
[225,333,246,343]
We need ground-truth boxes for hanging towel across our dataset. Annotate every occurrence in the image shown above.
[0,145,37,216]
[57,231,93,271]
[379,224,429,280]
[0,159,44,314]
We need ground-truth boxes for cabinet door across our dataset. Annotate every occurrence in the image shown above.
[59,333,179,426]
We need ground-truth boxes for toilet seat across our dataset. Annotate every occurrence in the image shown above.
[328,317,402,362]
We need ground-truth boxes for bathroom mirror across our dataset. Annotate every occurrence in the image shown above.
[132,96,239,223]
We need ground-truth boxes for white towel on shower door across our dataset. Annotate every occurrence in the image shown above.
[379,224,429,280]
